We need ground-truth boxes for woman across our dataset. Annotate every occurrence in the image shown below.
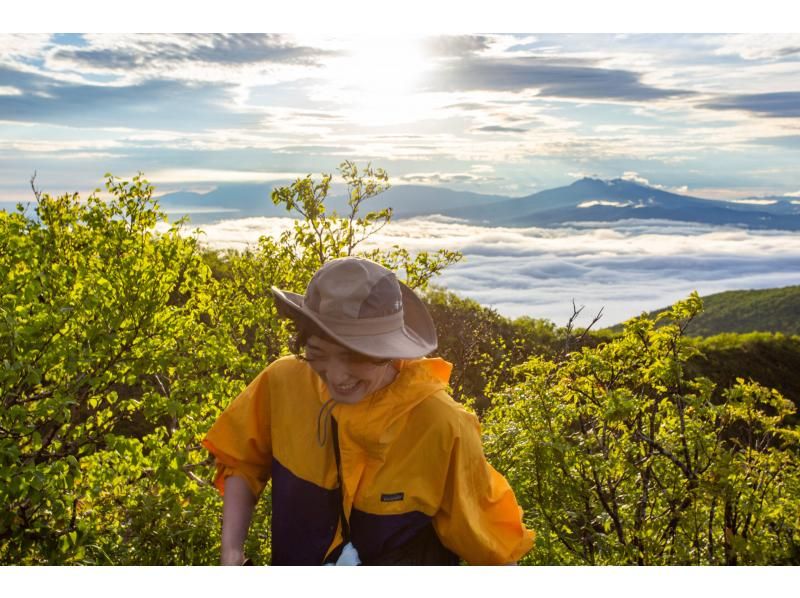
[203,256,535,565]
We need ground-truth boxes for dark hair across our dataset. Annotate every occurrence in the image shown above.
[287,318,334,357]
[288,318,390,365]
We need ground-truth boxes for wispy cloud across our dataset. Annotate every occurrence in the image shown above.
[147,169,305,185]
[702,92,800,118]
[473,125,528,133]
[64,34,327,67]
[45,34,333,82]
[0,65,261,130]
[426,55,694,101]
[750,135,800,148]
[422,35,491,57]
[398,171,501,186]
[712,34,800,61]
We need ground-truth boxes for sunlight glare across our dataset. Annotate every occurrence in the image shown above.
[327,35,433,125]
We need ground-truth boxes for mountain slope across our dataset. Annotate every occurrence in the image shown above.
[155,182,509,224]
[610,285,800,336]
[156,182,292,224]
[443,178,800,230]
[332,184,510,218]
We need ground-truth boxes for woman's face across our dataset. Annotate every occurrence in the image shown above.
[303,335,397,404]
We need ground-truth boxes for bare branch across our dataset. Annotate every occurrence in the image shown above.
[185,470,209,486]
[30,171,42,202]
[633,430,692,479]
[562,300,604,356]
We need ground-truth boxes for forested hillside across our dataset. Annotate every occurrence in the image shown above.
[634,286,800,336]
[688,333,800,425]
[2,165,798,566]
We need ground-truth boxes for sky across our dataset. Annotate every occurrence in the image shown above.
[1,28,800,202]
[2,4,800,327]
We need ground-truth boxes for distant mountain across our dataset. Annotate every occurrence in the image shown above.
[737,195,800,215]
[330,184,510,218]
[156,182,293,224]
[440,177,800,230]
[154,177,800,231]
[609,285,800,337]
[155,182,509,225]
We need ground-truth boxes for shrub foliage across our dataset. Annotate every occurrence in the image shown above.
[483,295,800,564]
[1,165,797,565]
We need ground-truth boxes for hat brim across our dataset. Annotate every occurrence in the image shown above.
[271,282,437,360]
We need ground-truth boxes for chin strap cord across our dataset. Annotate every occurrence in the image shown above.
[331,416,351,545]
[319,401,361,565]
[316,397,336,447]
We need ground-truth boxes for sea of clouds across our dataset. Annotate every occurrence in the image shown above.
[176,215,800,328]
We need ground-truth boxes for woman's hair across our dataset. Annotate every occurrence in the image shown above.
[288,317,390,365]
[287,318,333,357]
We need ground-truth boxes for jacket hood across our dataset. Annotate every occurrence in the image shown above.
[324,357,452,461]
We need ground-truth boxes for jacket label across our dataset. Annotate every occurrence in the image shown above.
[381,492,404,502]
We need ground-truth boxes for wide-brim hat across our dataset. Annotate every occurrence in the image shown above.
[271,257,437,360]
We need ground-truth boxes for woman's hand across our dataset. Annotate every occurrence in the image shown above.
[221,549,247,566]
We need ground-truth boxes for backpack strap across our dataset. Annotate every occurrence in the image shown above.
[328,417,457,566]
[330,417,351,543]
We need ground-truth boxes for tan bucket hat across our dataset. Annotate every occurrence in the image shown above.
[271,257,437,359]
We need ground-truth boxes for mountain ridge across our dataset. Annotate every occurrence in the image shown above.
[437,177,800,229]
[153,176,800,230]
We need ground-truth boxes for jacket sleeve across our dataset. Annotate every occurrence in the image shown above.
[433,410,535,565]
[202,369,272,498]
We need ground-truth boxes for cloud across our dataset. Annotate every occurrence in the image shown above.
[0,65,54,94]
[189,216,800,326]
[49,34,332,73]
[161,217,296,251]
[0,65,260,130]
[147,169,305,185]
[618,172,693,196]
[398,172,501,185]
[422,35,491,57]
[712,34,800,61]
[273,144,355,155]
[1,141,119,161]
[474,125,527,133]
[578,200,634,208]
[0,33,51,61]
[443,102,489,111]
[425,56,694,101]
[702,92,800,118]
[568,171,599,180]
[620,171,654,186]
[751,135,800,148]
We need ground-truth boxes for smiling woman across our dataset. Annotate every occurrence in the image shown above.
[300,335,395,405]
[202,256,536,565]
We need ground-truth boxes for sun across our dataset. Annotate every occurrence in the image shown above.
[324,35,434,125]
[344,35,426,94]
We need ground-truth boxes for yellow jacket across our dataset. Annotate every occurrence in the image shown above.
[203,355,534,565]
